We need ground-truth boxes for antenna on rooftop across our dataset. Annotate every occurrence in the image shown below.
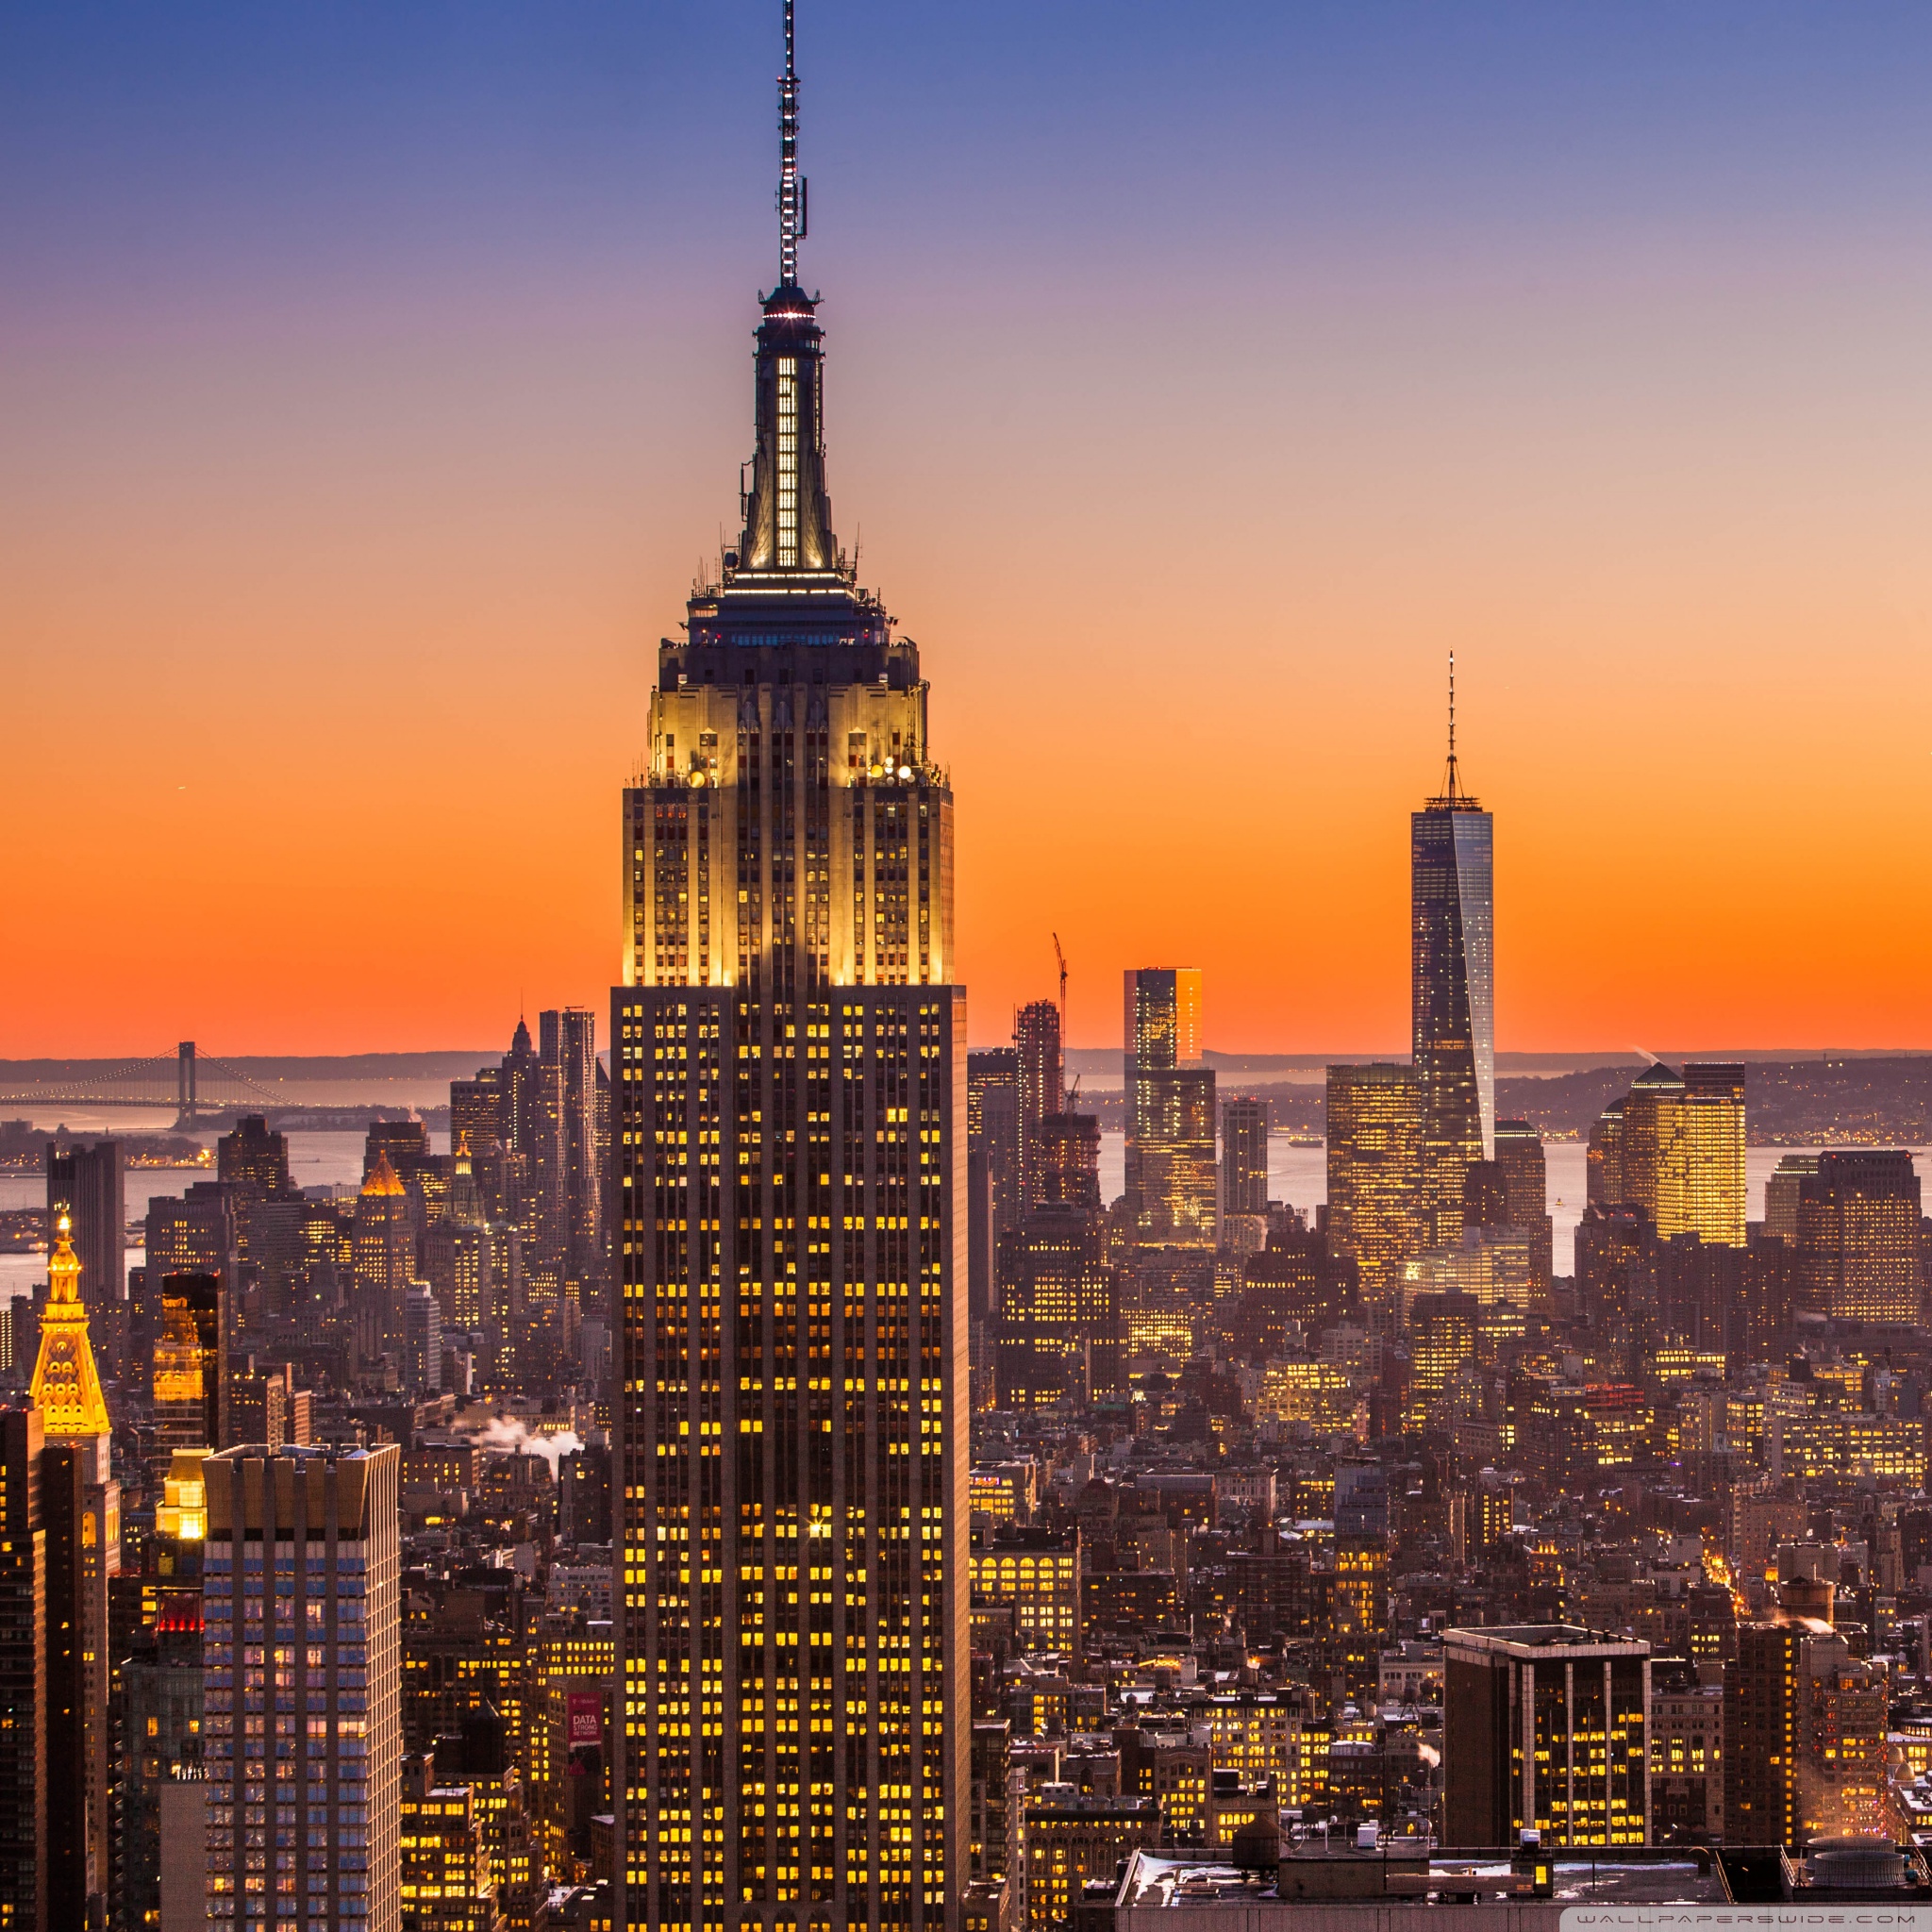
[778,0,804,286]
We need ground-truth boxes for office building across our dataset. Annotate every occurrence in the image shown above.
[1724,1552,1890,1849]
[1443,1625,1650,1847]
[354,1150,416,1377]
[1617,1062,1746,1246]
[0,1406,48,1928]
[1795,1149,1923,1323]
[152,1270,229,1460]
[969,1526,1080,1657]
[400,1753,501,1932]
[537,1007,604,1298]
[1491,1118,1554,1296]
[966,1048,1020,1327]
[118,1452,210,1932]
[44,1136,125,1374]
[219,1114,293,1195]
[1763,1153,1818,1242]
[1124,969,1216,1243]
[1412,670,1494,1244]
[141,1183,240,1357]
[1221,1094,1271,1223]
[203,1441,404,1931]
[994,1116,1118,1408]
[1586,1097,1625,1208]
[1014,1000,1064,1214]
[1325,1064,1426,1320]
[612,23,965,1925]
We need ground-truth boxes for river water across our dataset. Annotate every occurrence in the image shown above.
[6,1113,1916,1307]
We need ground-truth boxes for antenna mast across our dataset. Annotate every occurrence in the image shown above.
[778,0,803,285]
[1442,648,1461,802]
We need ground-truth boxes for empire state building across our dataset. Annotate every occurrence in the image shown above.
[611,8,967,1930]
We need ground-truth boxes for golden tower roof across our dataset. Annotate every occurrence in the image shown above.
[31,1210,112,1443]
[361,1148,406,1197]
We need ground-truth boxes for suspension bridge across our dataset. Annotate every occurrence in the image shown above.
[0,1041,287,1128]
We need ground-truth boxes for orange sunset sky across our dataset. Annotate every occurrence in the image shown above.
[4,4,1930,1058]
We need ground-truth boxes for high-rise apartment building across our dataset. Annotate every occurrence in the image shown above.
[1124,969,1216,1243]
[611,18,966,1926]
[1324,1064,1426,1320]
[44,1137,125,1373]
[1412,670,1494,1244]
[1443,1624,1651,1847]
[203,1442,403,1932]
[1013,1001,1064,1215]
[1795,1150,1922,1323]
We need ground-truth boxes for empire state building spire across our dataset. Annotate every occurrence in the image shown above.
[778,0,804,288]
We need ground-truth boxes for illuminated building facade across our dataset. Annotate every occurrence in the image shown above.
[965,1048,1018,1331]
[1219,1093,1270,1221]
[1324,1063,1425,1320]
[612,15,965,1925]
[0,1407,49,1926]
[29,1213,121,1917]
[969,1526,1080,1656]
[202,1442,403,1932]
[1412,667,1494,1243]
[400,1755,501,1932]
[1443,1625,1651,1847]
[354,1150,416,1377]
[995,1113,1118,1407]
[152,1269,229,1463]
[1492,1117,1554,1296]
[1012,1002,1063,1215]
[1795,1149,1923,1323]
[1616,1062,1746,1246]
[1124,969,1216,1243]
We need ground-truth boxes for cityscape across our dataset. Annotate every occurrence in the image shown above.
[7,7,1932,1932]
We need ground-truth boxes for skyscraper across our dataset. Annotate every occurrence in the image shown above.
[0,1405,48,1928]
[29,1215,119,1920]
[1124,969,1216,1243]
[1491,1117,1554,1298]
[965,1048,1019,1329]
[1617,1061,1746,1247]
[354,1150,415,1380]
[44,1137,125,1374]
[1324,1063,1426,1320]
[612,13,966,1924]
[1013,1000,1064,1215]
[1219,1095,1271,1248]
[1411,659,1494,1244]
[151,1270,229,1462]
[1795,1150,1922,1324]
[202,1442,403,1932]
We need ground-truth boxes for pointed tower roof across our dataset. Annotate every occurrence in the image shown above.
[361,1148,407,1198]
[31,1210,112,1448]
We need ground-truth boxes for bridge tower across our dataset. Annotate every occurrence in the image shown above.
[177,1041,197,1127]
